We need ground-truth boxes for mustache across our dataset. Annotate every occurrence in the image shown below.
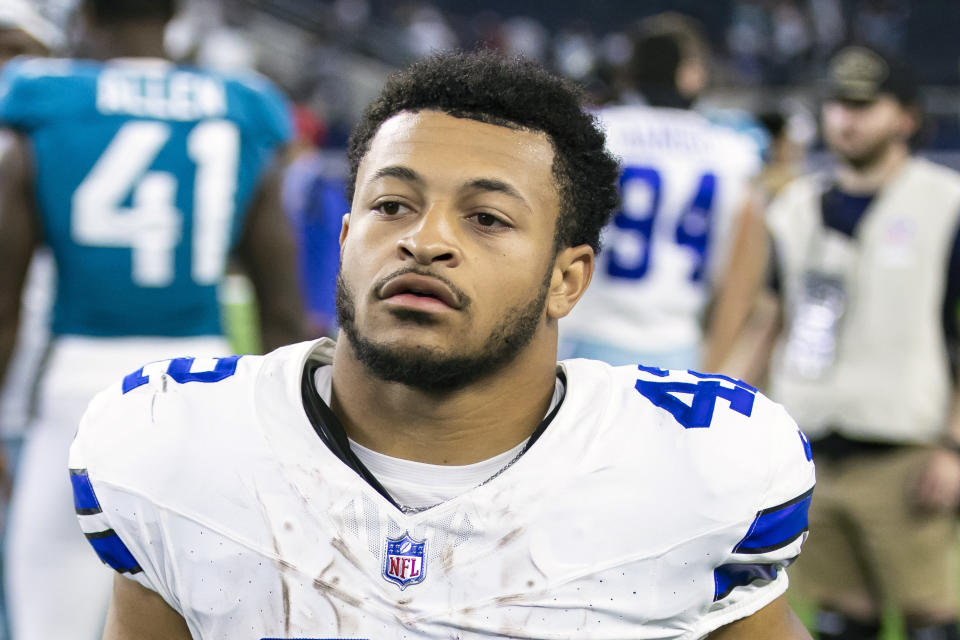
[373,266,471,310]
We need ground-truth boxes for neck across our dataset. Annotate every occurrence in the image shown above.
[835,143,909,194]
[86,22,168,60]
[329,334,559,465]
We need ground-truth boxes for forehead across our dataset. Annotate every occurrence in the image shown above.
[823,95,903,114]
[358,110,558,197]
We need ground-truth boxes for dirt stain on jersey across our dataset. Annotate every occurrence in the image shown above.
[497,527,524,549]
[270,535,292,636]
[440,544,455,571]
[313,559,363,611]
[494,593,527,606]
[331,536,366,572]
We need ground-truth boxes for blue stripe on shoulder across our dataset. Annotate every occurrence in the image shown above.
[714,561,783,601]
[734,487,813,554]
[85,529,142,574]
[69,468,102,515]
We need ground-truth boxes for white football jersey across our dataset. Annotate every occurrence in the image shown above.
[70,339,814,640]
[562,105,761,360]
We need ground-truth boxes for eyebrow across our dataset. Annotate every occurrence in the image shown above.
[370,165,424,185]
[464,178,525,202]
[369,166,527,203]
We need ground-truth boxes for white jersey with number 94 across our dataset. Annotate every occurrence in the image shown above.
[562,105,761,365]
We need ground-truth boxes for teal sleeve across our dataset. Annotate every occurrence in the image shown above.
[0,59,40,130]
[257,82,293,147]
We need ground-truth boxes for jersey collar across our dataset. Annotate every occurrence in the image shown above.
[297,341,566,512]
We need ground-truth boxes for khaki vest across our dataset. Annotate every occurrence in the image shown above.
[767,157,960,443]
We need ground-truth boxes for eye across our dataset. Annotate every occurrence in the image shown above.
[470,212,509,229]
[372,200,411,216]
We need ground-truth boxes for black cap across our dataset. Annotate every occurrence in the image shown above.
[824,45,918,105]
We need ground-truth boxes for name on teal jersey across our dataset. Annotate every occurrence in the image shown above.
[97,67,227,121]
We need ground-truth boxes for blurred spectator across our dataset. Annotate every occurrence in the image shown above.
[401,3,457,59]
[746,44,960,639]
[808,0,846,58]
[726,0,769,82]
[499,15,549,63]
[560,12,766,373]
[757,104,815,196]
[854,0,909,56]
[770,0,813,82]
[553,25,596,80]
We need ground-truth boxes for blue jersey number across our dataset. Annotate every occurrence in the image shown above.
[606,166,717,283]
[635,368,756,429]
[122,355,241,394]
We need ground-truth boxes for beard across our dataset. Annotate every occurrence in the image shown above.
[335,266,551,394]
[834,132,900,171]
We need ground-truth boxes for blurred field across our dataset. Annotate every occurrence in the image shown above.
[790,596,909,639]
[220,274,262,355]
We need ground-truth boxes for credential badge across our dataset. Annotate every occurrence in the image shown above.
[383,532,427,590]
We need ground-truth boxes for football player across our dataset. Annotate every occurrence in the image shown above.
[70,51,814,639]
[0,1,305,638]
[560,13,767,371]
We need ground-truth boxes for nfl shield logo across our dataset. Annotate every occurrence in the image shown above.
[383,532,427,590]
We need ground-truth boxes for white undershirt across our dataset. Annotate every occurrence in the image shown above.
[313,365,563,509]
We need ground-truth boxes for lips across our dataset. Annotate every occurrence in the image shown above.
[378,273,462,309]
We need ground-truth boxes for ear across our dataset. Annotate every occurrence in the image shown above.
[901,105,921,140]
[546,244,594,321]
[339,213,350,248]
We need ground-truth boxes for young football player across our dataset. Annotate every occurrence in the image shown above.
[70,50,814,639]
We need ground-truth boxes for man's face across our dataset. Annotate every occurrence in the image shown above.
[821,95,913,169]
[337,110,563,392]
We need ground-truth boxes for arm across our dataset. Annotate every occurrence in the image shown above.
[720,289,783,387]
[233,159,307,352]
[706,595,812,639]
[0,129,38,395]
[913,217,960,510]
[102,574,192,640]
[703,187,769,373]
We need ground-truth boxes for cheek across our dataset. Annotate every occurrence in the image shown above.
[822,109,848,136]
[478,259,548,303]
[337,243,372,298]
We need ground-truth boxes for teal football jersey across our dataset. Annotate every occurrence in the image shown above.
[0,57,291,336]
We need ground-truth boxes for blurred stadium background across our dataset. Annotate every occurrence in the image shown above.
[5,0,960,637]
[183,3,960,638]
[184,0,960,357]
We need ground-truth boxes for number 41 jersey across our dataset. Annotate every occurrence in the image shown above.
[70,340,815,639]
[0,56,290,337]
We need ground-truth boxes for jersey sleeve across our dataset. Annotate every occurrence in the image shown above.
[67,381,182,611]
[692,394,816,637]
[235,73,293,148]
[0,58,41,129]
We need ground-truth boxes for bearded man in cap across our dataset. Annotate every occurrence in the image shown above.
[748,44,960,639]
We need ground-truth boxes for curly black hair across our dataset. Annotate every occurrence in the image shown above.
[347,51,620,254]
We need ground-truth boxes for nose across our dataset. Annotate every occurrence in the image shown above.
[397,203,462,267]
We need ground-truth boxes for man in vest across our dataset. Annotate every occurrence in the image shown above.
[761,44,960,639]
